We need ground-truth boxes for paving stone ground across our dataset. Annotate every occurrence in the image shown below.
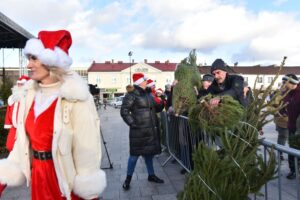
[1,106,299,200]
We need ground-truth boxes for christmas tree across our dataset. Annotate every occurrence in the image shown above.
[173,49,201,115]
[178,57,288,200]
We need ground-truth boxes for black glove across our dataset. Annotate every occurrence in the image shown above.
[160,95,166,101]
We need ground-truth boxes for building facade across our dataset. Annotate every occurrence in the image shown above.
[88,60,176,98]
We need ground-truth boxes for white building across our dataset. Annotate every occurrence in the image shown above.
[87,60,176,98]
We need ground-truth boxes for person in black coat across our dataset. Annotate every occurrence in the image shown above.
[120,73,165,190]
[207,58,246,107]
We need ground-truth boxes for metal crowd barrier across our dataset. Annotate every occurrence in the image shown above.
[161,112,300,200]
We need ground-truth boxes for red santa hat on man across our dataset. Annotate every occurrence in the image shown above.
[146,79,155,87]
[133,73,147,85]
[24,30,73,70]
[17,75,30,84]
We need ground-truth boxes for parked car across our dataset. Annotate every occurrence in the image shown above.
[113,96,125,108]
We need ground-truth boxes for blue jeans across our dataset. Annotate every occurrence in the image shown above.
[127,155,154,176]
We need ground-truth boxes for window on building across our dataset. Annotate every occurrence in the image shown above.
[112,77,117,84]
[244,77,248,82]
[96,77,101,84]
[268,77,274,83]
[166,76,172,84]
[257,77,263,83]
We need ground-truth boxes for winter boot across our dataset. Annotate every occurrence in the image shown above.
[122,175,132,190]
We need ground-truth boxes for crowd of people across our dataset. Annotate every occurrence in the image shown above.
[119,57,300,188]
[1,28,300,199]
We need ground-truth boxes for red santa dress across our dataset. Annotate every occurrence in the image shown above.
[4,101,19,152]
[25,99,89,200]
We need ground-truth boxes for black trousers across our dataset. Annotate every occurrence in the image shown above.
[288,131,297,172]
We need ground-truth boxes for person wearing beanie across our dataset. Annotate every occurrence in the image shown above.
[197,74,214,98]
[121,73,165,191]
[283,73,300,179]
[0,30,106,200]
[207,58,246,106]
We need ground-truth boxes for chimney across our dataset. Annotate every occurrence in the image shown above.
[93,60,95,64]
[165,60,169,64]
[132,59,134,63]
[117,61,123,64]
[111,59,114,63]
[144,59,147,63]
[105,61,111,64]
[155,61,160,64]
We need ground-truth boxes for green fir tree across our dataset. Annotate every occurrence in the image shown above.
[173,49,201,115]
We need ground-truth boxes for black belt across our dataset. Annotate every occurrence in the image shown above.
[33,150,52,160]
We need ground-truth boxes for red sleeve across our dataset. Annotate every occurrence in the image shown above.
[4,104,13,129]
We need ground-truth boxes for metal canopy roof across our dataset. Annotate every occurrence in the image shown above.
[0,12,34,48]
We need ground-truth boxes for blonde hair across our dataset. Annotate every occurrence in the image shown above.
[48,66,69,83]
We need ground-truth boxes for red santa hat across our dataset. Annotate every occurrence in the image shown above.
[17,75,30,84]
[147,79,155,87]
[24,30,73,70]
[133,73,147,85]
[156,88,164,94]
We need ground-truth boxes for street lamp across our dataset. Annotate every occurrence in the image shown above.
[128,51,133,84]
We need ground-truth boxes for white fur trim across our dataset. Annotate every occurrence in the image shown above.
[12,103,18,128]
[60,72,89,101]
[4,124,12,129]
[24,38,44,58]
[0,159,26,186]
[7,95,14,106]
[73,170,106,199]
[134,77,146,85]
[26,72,89,101]
[24,38,72,69]
[147,81,155,87]
[17,79,27,84]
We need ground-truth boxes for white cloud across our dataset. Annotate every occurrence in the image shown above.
[130,0,300,64]
[1,0,300,66]
[273,0,289,6]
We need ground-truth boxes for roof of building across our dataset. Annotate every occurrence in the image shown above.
[0,12,34,48]
[199,66,300,75]
[87,61,177,72]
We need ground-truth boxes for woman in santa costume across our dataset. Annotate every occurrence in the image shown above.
[4,75,30,152]
[0,30,106,200]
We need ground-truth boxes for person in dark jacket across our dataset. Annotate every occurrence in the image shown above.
[120,73,164,190]
[283,74,300,179]
[197,74,214,99]
[241,81,254,106]
[207,58,246,107]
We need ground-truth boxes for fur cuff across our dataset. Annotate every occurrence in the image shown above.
[4,124,12,129]
[73,169,106,199]
[0,159,25,186]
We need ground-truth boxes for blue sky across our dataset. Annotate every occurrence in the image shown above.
[1,0,300,68]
